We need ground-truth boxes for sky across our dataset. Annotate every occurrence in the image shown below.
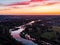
[0,0,29,4]
[0,0,60,15]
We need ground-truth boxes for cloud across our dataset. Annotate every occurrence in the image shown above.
[7,2,30,6]
[0,3,60,15]
[0,0,60,14]
[6,0,60,6]
[0,0,59,10]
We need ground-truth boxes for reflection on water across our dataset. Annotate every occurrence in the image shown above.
[10,21,38,45]
[15,37,37,45]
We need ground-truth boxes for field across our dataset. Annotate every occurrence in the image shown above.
[0,15,60,45]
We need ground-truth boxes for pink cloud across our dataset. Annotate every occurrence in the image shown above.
[7,2,30,6]
[31,0,46,2]
[6,0,60,7]
[7,0,47,6]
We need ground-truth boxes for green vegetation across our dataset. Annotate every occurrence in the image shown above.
[41,31,56,40]
[40,26,60,44]
[52,26,60,32]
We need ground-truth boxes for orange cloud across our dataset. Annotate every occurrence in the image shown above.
[0,2,60,15]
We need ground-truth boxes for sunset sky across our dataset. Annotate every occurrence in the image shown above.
[0,0,60,15]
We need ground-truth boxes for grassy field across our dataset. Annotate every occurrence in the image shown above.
[52,26,60,32]
[40,26,60,44]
